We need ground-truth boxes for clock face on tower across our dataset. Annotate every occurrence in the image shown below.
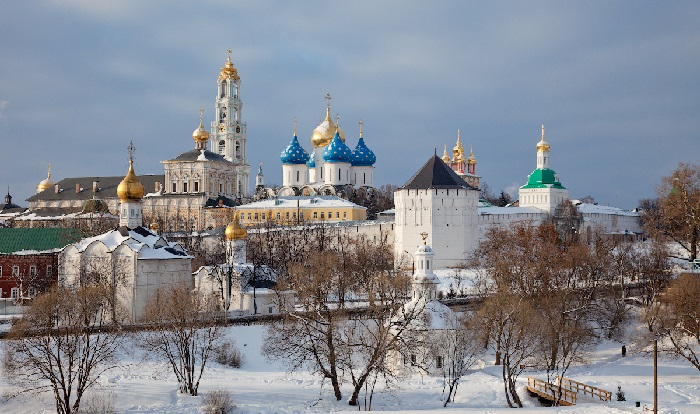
[219,125,226,133]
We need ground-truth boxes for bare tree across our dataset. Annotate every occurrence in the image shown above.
[433,313,483,407]
[477,293,538,408]
[644,163,700,261]
[652,273,700,371]
[262,251,348,401]
[138,284,224,396]
[2,285,124,414]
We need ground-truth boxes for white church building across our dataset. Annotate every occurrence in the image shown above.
[59,147,193,323]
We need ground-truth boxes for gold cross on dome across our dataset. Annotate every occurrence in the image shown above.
[420,232,428,242]
[293,117,297,135]
[359,120,363,138]
[325,92,331,109]
[127,141,135,162]
[227,48,232,60]
[335,113,340,126]
[199,106,204,122]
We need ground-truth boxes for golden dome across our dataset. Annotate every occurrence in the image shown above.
[467,145,476,165]
[219,50,240,81]
[536,124,550,152]
[225,212,247,240]
[117,160,145,201]
[37,164,55,193]
[192,112,210,145]
[311,107,345,148]
[149,222,160,231]
[441,145,451,164]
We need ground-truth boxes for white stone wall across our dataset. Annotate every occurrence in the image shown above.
[323,162,350,185]
[394,187,479,268]
[282,164,307,187]
[351,166,374,187]
[518,187,569,215]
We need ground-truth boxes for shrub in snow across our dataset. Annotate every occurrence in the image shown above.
[202,389,234,414]
[78,390,116,414]
[214,340,245,368]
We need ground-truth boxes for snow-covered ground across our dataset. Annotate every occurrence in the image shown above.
[2,323,698,414]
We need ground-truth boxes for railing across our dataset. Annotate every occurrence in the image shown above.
[527,376,577,406]
[556,376,612,402]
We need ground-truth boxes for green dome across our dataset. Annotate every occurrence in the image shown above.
[520,168,566,189]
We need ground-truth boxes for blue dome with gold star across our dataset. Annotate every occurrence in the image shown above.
[280,134,309,165]
[322,132,352,163]
[350,137,376,166]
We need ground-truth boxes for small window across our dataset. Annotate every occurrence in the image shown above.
[313,212,318,219]
[276,212,281,220]
[336,212,340,219]
[268,306,273,314]
[254,213,259,220]
[410,354,417,364]
[286,212,290,220]
[343,212,347,219]
[320,212,325,219]
[219,140,225,154]
[219,183,223,193]
[300,212,304,220]
[262,213,266,220]
[183,182,188,193]
[28,287,36,297]
[436,356,443,369]
[293,212,297,219]
[194,181,199,192]
[12,266,19,277]
[10,287,19,299]
[172,183,177,193]
[248,213,252,220]
[46,265,53,276]
[29,266,37,276]
[0,266,2,276]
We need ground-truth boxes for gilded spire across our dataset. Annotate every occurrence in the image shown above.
[536,123,551,151]
[452,129,465,161]
[37,163,56,193]
[117,141,145,201]
[225,210,247,240]
[192,106,210,147]
[359,120,363,138]
[468,145,476,164]
[219,48,240,81]
[442,145,451,163]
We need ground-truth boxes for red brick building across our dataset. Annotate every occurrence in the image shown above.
[0,228,80,300]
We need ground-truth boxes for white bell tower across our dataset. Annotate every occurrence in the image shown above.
[210,49,250,196]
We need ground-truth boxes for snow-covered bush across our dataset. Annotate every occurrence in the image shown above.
[202,389,234,414]
[214,340,245,368]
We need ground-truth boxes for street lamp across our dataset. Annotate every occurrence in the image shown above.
[404,250,414,275]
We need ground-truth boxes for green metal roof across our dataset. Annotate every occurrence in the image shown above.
[0,228,82,254]
[520,168,566,189]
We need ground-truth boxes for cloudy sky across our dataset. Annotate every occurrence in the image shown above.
[1,1,698,209]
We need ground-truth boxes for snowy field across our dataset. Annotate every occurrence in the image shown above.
[1,323,699,414]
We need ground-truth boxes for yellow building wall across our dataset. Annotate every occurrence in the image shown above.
[237,205,366,225]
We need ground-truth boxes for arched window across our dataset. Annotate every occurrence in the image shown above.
[220,81,227,98]
[219,140,225,154]
[235,142,240,158]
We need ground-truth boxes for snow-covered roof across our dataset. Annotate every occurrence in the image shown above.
[67,226,190,260]
[14,211,118,221]
[573,201,639,217]
[399,297,456,331]
[237,196,365,210]
[479,206,545,215]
